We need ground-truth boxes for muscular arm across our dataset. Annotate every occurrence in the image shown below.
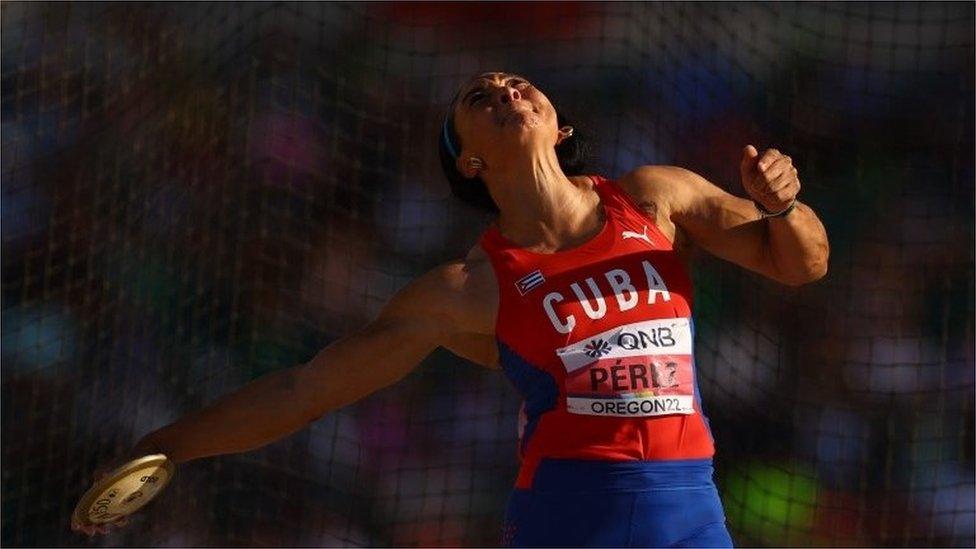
[621,165,829,286]
[136,262,490,463]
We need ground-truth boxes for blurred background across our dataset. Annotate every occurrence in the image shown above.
[1,2,973,547]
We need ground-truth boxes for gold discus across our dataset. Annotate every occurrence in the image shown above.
[71,454,175,527]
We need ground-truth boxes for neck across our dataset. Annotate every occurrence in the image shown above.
[487,149,600,251]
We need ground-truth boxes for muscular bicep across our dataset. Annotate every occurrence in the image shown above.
[627,166,780,281]
[672,169,782,279]
[443,332,499,369]
[297,260,494,417]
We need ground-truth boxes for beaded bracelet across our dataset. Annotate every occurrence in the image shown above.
[755,199,797,219]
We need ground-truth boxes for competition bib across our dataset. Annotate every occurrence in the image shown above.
[555,318,696,417]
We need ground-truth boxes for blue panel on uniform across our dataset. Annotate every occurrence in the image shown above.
[497,340,559,455]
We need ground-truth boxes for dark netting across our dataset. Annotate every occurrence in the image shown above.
[1,2,972,547]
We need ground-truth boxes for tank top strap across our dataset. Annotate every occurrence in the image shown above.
[589,174,674,250]
[477,221,526,285]
[589,175,635,218]
[478,219,511,259]
[589,174,634,223]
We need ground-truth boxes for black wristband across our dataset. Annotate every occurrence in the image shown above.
[755,199,797,219]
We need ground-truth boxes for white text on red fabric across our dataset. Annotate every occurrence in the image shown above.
[541,260,671,334]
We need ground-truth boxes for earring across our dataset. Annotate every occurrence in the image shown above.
[468,157,484,170]
[560,126,574,138]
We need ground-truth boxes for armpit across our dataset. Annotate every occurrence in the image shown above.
[635,199,658,220]
[672,225,696,265]
[635,199,680,244]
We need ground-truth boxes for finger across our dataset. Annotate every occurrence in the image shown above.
[764,176,795,195]
[742,144,759,162]
[773,183,797,202]
[751,176,795,208]
[760,155,791,178]
[765,179,798,204]
[748,164,784,191]
[757,148,781,171]
[742,173,767,196]
[760,164,789,188]
[758,179,800,204]
[740,145,759,176]
[762,169,796,195]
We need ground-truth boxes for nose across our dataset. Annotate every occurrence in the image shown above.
[497,85,521,104]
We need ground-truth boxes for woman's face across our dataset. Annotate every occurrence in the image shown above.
[450,72,561,174]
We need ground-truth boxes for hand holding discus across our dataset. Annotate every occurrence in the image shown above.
[70,450,176,537]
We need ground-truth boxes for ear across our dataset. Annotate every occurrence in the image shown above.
[457,155,483,179]
[555,125,575,146]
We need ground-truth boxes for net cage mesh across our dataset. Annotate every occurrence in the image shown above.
[1,2,973,547]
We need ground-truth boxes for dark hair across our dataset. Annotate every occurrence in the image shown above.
[438,110,588,213]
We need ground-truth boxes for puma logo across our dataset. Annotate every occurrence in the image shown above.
[621,225,652,245]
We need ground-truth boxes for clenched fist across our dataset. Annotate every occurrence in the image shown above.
[740,145,800,215]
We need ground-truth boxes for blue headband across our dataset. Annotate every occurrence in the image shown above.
[441,116,459,159]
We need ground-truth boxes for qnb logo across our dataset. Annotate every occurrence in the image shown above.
[583,338,612,358]
[617,327,675,349]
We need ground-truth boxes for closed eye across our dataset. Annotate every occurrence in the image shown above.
[468,91,486,105]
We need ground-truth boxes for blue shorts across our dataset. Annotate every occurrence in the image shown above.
[501,459,733,548]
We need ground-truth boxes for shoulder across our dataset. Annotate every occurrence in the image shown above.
[617,165,722,221]
[614,165,707,250]
[617,165,699,204]
[384,244,497,335]
[401,241,490,286]
[620,164,694,184]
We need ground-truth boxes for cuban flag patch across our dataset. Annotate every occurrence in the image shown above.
[515,269,545,296]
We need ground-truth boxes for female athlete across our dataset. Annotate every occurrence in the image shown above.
[76,72,829,546]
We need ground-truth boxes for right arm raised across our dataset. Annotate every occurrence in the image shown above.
[135,262,474,464]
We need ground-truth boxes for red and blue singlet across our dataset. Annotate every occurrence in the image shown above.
[480,175,732,547]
